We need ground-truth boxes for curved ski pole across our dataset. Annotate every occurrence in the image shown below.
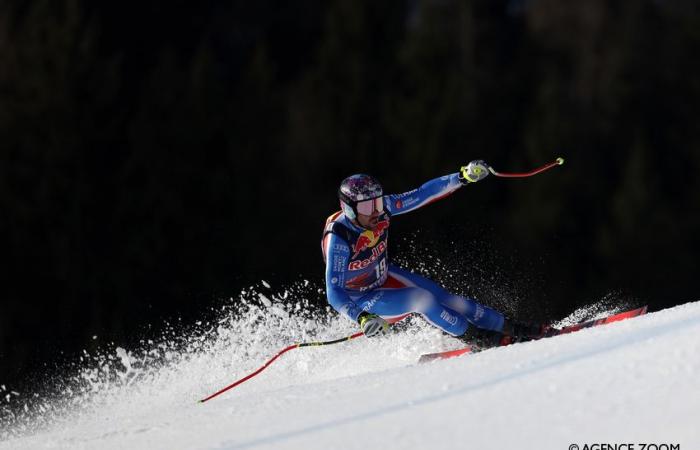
[199,331,364,403]
[488,157,564,178]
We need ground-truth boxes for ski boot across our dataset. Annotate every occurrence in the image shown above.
[458,326,506,350]
[500,318,546,345]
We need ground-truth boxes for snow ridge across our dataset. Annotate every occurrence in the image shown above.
[2,287,699,450]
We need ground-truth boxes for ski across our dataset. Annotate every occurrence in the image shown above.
[418,305,648,363]
[543,305,647,337]
[418,346,473,363]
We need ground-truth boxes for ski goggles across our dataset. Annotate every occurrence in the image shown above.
[355,197,384,216]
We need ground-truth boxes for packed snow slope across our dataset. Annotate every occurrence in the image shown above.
[2,298,699,450]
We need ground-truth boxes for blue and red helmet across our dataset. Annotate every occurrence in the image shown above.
[338,174,384,219]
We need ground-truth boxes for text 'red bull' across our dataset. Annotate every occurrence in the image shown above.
[348,240,387,271]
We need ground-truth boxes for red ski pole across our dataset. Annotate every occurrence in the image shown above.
[199,331,364,403]
[488,156,565,178]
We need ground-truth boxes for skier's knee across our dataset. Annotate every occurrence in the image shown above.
[408,288,437,312]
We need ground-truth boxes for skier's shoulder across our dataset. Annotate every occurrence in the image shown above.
[323,211,355,243]
[324,210,343,228]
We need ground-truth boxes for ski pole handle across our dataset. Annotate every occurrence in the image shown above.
[488,157,564,178]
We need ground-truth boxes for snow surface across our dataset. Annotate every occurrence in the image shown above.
[2,296,699,450]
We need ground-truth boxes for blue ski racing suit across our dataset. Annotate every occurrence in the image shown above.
[322,173,505,336]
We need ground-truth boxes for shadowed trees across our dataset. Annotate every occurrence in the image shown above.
[1,0,699,385]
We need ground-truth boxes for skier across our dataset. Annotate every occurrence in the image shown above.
[321,161,542,348]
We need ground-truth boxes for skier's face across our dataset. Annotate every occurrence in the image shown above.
[357,210,381,230]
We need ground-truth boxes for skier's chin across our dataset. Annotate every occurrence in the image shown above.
[357,215,379,230]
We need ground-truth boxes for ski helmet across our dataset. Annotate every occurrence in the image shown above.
[338,174,384,219]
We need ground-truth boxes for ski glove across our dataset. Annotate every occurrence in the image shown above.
[358,312,389,337]
[459,160,490,184]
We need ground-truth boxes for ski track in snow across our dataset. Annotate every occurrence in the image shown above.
[1,290,699,450]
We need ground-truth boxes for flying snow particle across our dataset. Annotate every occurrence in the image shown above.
[258,293,272,308]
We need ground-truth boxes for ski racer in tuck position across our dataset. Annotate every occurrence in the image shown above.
[321,161,543,348]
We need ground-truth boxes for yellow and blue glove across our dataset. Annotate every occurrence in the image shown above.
[358,312,389,337]
[459,160,490,184]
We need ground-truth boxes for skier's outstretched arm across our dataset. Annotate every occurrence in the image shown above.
[323,233,364,321]
[385,160,490,216]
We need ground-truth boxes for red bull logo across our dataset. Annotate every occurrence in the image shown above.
[351,219,389,258]
[348,241,387,271]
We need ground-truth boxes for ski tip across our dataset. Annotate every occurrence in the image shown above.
[556,156,565,165]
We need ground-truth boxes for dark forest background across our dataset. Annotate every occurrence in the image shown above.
[1,0,699,388]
